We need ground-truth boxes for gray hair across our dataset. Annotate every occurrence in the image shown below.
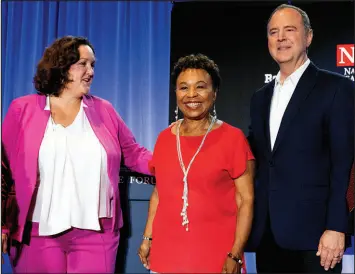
[267,4,312,34]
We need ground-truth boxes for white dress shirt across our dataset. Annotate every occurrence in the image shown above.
[32,97,113,236]
[269,59,310,149]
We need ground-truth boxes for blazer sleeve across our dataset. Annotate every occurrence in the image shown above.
[1,145,10,234]
[247,91,258,159]
[108,106,153,175]
[1,100,22,234]
[2,100,22,175]
[1,143,18,235]
[346,163,354,212]
[326,78,354,232]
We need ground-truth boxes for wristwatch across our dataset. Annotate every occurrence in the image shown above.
[142,235,152,241]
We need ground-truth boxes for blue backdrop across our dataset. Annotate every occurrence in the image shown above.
[1,1,353,273]
[1,1,172,273]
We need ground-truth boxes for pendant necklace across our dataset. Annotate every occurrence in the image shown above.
[176,116,216,231]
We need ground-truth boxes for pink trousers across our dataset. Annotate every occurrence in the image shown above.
[10,218,120,273]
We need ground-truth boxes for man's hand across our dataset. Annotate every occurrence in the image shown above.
[316,230,345,271]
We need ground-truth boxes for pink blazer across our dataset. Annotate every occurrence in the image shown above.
[2,94,152,242]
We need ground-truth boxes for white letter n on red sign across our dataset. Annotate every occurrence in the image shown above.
[337,44,354,67]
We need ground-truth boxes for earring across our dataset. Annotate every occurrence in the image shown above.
[213,104,217,118]
[175,106,179,121]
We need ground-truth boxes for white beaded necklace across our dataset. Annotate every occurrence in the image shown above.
[176,116,217,231]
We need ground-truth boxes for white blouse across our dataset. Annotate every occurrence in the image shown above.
[31,97,113,236]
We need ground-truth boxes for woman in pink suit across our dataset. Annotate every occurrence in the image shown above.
[1,36,152,273]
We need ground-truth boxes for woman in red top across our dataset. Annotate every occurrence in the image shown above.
[138,54,255,273]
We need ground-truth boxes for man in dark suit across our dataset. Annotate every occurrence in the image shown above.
[246,4,354,273]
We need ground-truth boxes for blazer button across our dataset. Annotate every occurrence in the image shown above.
[268,160,275,167]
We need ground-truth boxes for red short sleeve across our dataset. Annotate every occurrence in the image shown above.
[149,132,162,176]
[229,130,255,179]
[148,159,155,175]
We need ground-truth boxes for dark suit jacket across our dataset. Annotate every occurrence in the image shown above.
[347,163,354,213]
[246,62,354,251]
[347,163,354,236]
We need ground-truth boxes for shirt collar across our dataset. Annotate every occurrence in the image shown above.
[44,96,88,110]
[275,59,311,87]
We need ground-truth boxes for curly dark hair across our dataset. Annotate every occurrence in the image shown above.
[171,53,221,93]
[33,36,95,96]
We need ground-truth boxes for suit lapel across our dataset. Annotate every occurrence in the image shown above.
[82,96,115,184]
[272,62,319,155]
[24,95,50,189]
[82,96,110,153]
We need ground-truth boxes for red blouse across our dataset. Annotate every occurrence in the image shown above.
[149,122,254,273]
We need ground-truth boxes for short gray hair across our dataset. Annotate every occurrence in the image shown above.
[267,4,312,33]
